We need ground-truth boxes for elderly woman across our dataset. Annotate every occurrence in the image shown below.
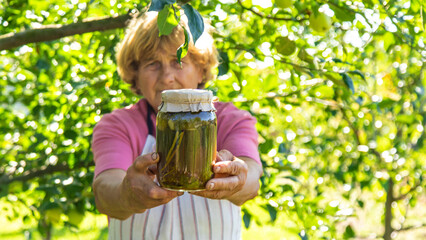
[92,10,262,239]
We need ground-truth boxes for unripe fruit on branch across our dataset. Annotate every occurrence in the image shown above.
[68,210,85,226]
[45,208,62,224]
[275,0,293,9]
[309,12,332,33]
[275,36,296,56]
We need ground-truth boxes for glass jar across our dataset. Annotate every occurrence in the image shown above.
[156,89,217,191]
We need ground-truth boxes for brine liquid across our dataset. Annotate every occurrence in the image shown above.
[156,111,217,191]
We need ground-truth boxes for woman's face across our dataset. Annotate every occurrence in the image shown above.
[135,49,203,111]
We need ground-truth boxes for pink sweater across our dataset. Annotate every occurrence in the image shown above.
[92,98,260,177]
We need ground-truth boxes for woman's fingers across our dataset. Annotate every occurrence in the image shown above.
[122,152,184,209]
[144,183,182,200]
[133,152,159,172]
[192,155,249,200]
[207,176,240,191]
[214,158,248,176]
[216,149,234,162]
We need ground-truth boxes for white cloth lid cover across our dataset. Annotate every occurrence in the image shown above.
[159,89,217,112]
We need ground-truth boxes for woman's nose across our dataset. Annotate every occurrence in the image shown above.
[159,65,176,85]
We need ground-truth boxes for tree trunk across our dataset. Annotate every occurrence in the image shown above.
[45,228,51,240]
[39,220,52,240]
[383,178,394,240]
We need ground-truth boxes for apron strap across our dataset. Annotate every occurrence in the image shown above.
[146,100,155,136]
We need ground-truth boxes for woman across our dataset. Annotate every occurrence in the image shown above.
[92,10,262,239]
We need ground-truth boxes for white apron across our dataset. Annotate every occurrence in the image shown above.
[108,135,241,240]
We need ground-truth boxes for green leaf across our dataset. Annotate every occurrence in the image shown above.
[259,139,273,154]
[281,184,294,193]
[44,105,57,118]
[242,209,251,228]
[348,70,366,81]
[340,73,355,94]
[297,48,314,64]
[332,58,343,63]
[182,4,204,43]
[378,98,397,109]
[266,204,277,222]
[383,32,395,51]
[324,72,346,87]
[37,185,61,196]
[409,196,418,208]
[157,4,179,37]
[149,0,176,11]
[330,5,355,22]
[278,143,288,153]
[284,175,300,183]
[36,59,50,70]
[396,114,416,124]
[228,90,239,99]
[40,201,61,211]
[423,8,426,30]
[218,51,229,76]
[0,184,9,198]
[64,129,78,139]
[343,224,356,238]
[176,27,189,65]
[298,231,308,240]
[310,85,334,99]
[357,200,364,208]
[68,153,76,169]
[177,0,192,5]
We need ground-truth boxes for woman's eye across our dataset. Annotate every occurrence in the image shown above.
[173,59,184,68]
[147,61,159,68]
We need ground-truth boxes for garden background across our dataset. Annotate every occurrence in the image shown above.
[0,0,425,239]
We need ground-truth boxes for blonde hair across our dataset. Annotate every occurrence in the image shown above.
[116,11,218,93]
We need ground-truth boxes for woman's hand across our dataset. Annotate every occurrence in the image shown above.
[191,149,262,205]
[120,153,183,213]
[93,153,182,220]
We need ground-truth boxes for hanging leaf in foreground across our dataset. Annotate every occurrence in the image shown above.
[182,4,204,44]
[149,0,177,11]
[157,4,180,37]
[177,27,189,64]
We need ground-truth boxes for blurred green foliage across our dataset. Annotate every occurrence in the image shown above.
[0,0,425,239]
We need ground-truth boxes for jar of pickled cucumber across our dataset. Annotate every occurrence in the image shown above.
[156,89,217,191]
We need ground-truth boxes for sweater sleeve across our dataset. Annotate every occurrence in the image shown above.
[216,103,261,165]
[92,112,134,177]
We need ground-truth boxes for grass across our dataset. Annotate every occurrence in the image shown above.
[0,212,108,240]
[242,218,302,240]
[0,213,295,240]
[1,197,425,240]
[341,196,426,240]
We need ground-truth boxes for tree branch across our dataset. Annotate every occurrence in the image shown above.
[338,105,383,160]
[394,182,422,201]
[339,105,361,145]
[397,223,426,232]
[377,0,425,54]
[0,161,94,185]
[0,13,133,51]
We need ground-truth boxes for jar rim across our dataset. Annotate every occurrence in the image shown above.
[161,89,213,103]
[159,89,216,113]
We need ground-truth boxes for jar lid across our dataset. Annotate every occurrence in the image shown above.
[159,89,216,112]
